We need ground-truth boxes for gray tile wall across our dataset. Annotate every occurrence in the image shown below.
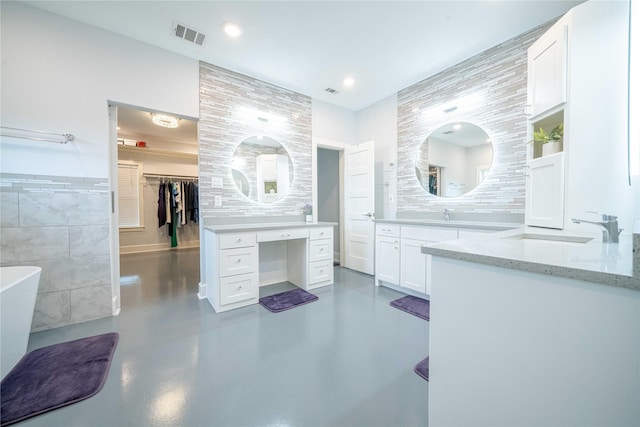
[396,23,551,222]
[0,174,112,331]
[199,62,312,220]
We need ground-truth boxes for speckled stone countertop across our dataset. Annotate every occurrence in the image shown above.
[421,226,640,291]
[375,218,520,231]
[205,221,337,233]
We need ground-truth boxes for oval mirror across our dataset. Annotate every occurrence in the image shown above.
[415,122,493,197]
[231,136,292,203]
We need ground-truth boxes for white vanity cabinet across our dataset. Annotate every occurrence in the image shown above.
[375,225,400,285]
[375,223,462,297]
[206,231,259,313]
[204,223,335,313]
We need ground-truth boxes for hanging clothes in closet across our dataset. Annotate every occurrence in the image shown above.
[157,178,199,248]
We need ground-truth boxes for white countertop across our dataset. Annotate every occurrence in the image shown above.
[421,226,639,290]
[376,218,520,231]
[205,221,337,233]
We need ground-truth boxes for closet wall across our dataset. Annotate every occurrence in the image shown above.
[118,133,199,253]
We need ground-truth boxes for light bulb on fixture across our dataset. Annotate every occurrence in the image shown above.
[453,123,462,131]
[151,113,179,128]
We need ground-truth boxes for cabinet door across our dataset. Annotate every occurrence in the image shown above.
[375,235,399,285]
[400,239,427,294]
[525,152,565,229]
[527,20,568,118]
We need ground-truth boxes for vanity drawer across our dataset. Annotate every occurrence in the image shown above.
[401,226,457,242]
[310,227,332,240]
[220,273,258,305]
[219,233,257,249]
[219,246,257,277]
[309,238,332,262]
[257,228,309,242]
[308,260,333,285]
[376,224,400,237]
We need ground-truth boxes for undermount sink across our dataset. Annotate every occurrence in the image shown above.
[506,233,594,245]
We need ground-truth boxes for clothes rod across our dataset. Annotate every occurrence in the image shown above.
[0,126,75,144]
[143,173,198,180]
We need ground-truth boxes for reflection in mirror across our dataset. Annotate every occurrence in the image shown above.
[231,136,292,203]
[416,122,493,197]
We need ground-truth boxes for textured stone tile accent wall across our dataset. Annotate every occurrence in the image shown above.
[397,23,551,222]
[0,173,111,331]
[199,62,312,219]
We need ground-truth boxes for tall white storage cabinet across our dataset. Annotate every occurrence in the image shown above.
[525,14,570,229]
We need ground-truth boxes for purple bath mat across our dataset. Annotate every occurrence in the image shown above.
[0,332,119,427]
[259,288,318,313]
[390,295,430,321]
[414,356,429,381]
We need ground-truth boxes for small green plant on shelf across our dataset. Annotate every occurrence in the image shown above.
[530,123,564,144]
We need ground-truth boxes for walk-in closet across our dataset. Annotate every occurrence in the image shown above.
[115,105,200,309]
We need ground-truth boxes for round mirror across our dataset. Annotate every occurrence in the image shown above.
[231,136,292,203]
[415,122,493,197]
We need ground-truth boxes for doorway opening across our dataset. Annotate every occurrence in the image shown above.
[109,103,200,313]
[317,147,341,266]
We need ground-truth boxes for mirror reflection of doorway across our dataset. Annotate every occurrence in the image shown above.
[114,105,200,311]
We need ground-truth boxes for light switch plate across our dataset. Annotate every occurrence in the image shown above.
[214,195,222,206]
[211,177,223,188]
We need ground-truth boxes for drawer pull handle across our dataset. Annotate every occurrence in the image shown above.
[320,232,324,235]
[236,238,242,242]
[236,258,242,263]
[320,248,324,251]
[237,285,242,290]
[319,269,324,273]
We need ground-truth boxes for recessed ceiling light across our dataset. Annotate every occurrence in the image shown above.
[224,22,243,38]
[343,77,355,87]
[151,113,179,128]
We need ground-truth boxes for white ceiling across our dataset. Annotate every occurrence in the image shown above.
[23,1,582,112]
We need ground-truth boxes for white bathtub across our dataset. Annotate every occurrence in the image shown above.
[1,266,41,379]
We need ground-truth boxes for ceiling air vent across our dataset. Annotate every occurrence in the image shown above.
[173,21,206,46]
[325,87,339,94]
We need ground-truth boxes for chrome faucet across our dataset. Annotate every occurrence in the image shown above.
[571,211,623,243]
[443,208,451,221]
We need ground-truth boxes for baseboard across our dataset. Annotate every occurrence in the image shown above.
[120,241,200,254]
[197,282,207,299]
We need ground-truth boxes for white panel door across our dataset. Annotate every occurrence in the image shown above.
[344,141,375,274]
[525,152,565,229]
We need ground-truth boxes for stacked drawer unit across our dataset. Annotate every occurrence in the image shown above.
[307,227,334,289]
[206,231,258,313]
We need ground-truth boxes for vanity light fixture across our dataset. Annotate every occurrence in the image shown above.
[343,77,355,87]
[224,22,243,38]
[151,113,179,128]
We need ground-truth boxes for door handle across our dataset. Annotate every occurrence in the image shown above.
[362,212,374,218]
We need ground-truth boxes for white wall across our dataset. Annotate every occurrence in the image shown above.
[564,0,640,233]
[0,2,199,178]
[356,94,398,219]
[312,99,357,145]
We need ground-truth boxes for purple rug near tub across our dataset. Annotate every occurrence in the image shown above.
[0,332,119,427]
[414,356,429,381]
[260,288,318,313]
[390,295,430,321]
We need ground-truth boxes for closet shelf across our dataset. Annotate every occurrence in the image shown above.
[118,145,198,160]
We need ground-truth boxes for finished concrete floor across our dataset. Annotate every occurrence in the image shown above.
[23,248,429,426]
